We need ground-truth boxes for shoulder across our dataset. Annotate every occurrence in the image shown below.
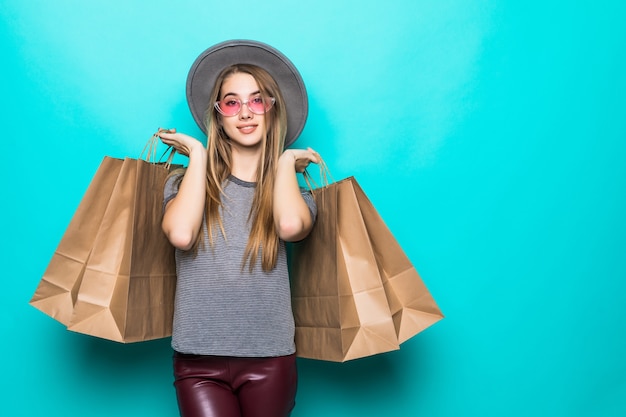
[300,187,317,220]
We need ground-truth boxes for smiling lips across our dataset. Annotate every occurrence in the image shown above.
[237,124,258,134]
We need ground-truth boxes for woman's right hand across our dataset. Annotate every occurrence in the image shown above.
[157,128,204,157]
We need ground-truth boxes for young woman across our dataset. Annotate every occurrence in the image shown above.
[158,41,318,417]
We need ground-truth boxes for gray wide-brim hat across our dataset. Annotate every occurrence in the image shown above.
[186,39,308,147]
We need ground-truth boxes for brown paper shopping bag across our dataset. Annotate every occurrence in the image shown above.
[66,156,177,342]
[30,157,124,325]
[31,132,178,342]
[290,177,401,362]
[349,179,444,344]
[290,173,443,362]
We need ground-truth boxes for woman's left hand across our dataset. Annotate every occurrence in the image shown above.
[282,148,321,173]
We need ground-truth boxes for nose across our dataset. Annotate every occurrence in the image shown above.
[239,100,253,119]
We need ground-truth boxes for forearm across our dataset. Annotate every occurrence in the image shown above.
[162,146,208,250]
[273,152,313,242]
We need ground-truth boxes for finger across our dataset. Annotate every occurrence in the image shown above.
[157,128,176,139]
[307,149,320,163]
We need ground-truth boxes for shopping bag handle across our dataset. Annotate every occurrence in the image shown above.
[141,128,177,168]
[302,155,333,192]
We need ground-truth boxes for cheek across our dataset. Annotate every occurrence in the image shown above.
[221,120,239,137]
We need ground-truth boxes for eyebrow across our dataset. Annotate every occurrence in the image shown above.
[222,90,262,98]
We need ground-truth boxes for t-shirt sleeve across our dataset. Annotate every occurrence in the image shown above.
[300,188,317,224]
[163,173,183,212]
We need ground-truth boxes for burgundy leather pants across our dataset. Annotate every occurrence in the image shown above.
[173,352,297,417]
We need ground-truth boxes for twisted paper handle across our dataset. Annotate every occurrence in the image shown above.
[140,128,176,169]
[302,154,333,193]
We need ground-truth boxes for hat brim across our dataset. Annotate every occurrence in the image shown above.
[186,40,308,148]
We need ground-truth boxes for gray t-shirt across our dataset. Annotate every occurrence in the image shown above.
[164,174,316,357]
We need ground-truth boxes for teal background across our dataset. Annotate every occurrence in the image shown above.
[2,0,625,416]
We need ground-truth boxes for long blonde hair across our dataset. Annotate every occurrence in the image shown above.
[200,64,287,271]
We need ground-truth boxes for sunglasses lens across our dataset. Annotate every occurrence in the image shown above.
[217,99,241,116]
[248,97,269,114]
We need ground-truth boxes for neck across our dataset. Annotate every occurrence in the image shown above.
[230,145,262,182]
